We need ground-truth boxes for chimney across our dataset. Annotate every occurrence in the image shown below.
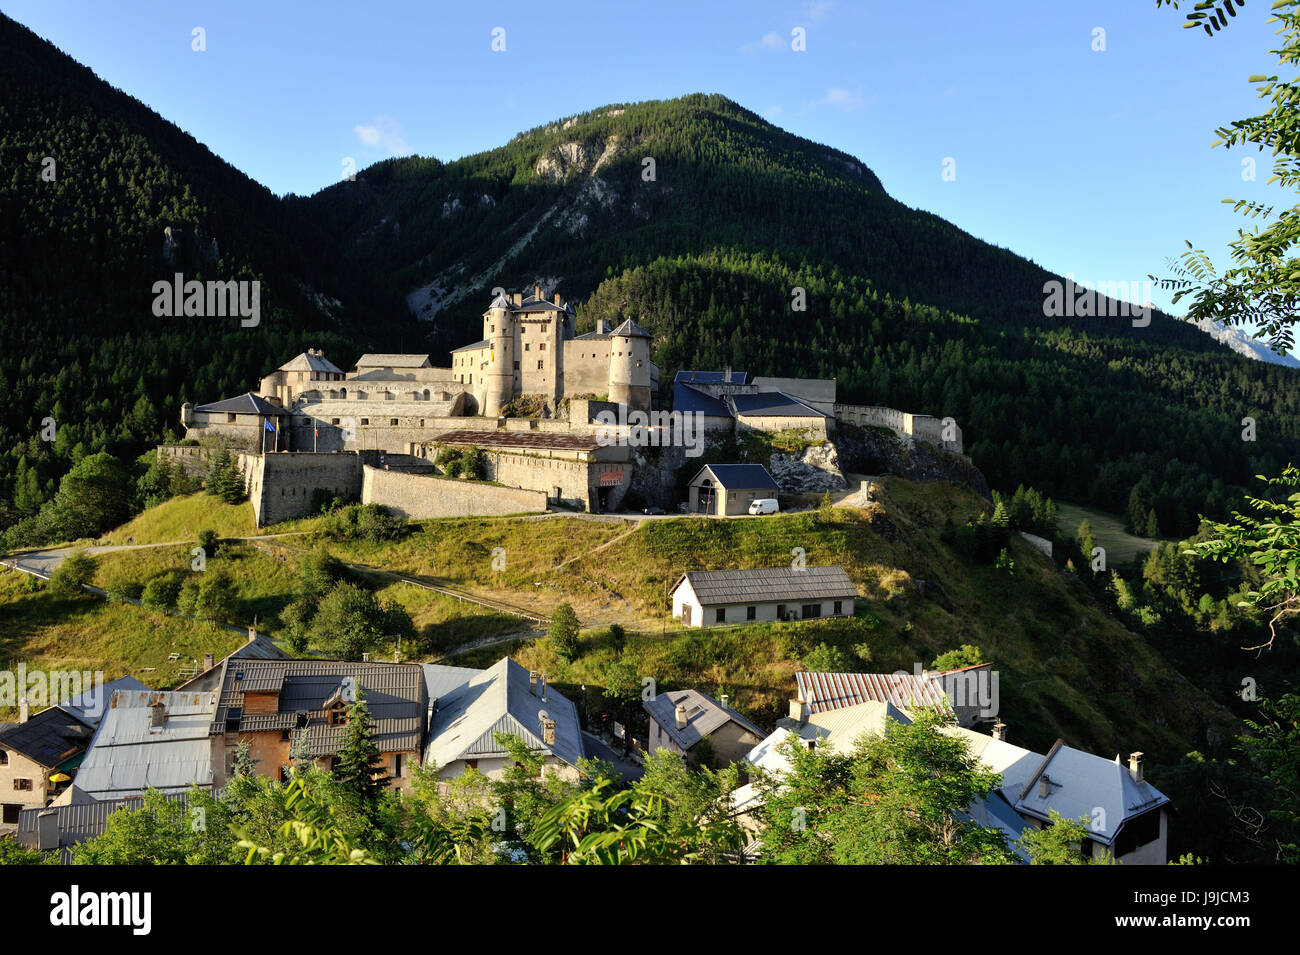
[1038,774,1052,799]
[1128,751,1145,783]
[539,711,556,746]
[534,284,543,301]
[553,293,562,306]
[202,652,215,672]
[247,626,257,644]
[150,701,167,729]
[992,720,1006,741]
[788,697,810,723]
[539,674,548,702]
[719,693,729,709]
[37,809,59,852]
[674,702,688,730]
[512,291,522,307]
[530,670,539,695]
[723,367,731,383]
[18,698,29,723]
[362,652,370,662]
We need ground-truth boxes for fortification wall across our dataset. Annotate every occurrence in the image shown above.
[834,404,964,455]
[239,452,364,527]
[562,345,611,396]
[157,444,213,478]
[361,465,547,519]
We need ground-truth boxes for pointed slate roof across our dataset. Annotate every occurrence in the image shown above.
[425,657,584,770]
[278,352,344,374]
[644,688,765,752]
[193,392,288,416]
[610,318,651,338]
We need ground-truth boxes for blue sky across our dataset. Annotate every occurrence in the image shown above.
[3,0,1290,334]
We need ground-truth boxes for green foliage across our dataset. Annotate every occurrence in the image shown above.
[104,574,142,603]
[801,642,860,672]
[197,527,219,557]
[317,503,407,543]
[47,549,95,597]
[1018,810,1116,865]
[309,581,411,660]
[0,837,45,865]
[204,447,245,505]
[298,546,345,601]
[72,789,236,864]
[192,570,238,626]
[549,602,581,661]
[931,644,985,670]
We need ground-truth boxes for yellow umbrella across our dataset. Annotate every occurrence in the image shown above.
[49,772,70,783]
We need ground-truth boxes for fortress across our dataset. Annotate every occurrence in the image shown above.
[171,284,964,523]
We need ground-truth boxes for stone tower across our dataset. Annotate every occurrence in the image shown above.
[607,318,652,413]
[483,293,515,417]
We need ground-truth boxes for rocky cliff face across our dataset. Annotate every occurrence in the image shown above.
[832,423,991,500]
[769,443,848,492]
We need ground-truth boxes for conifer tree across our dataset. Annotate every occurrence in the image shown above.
[333,687,389,804]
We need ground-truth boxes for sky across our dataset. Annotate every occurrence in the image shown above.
[2,0,1291,339]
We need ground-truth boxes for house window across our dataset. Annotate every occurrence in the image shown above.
[466,759,479,771]
[329,706,347,726]
[746,606,756,620]
[0,749,7,766]
[13,779,33,791]
[834,600,843,615]
[227,413,237,423]
[802,604,821,618]
[715,608,726,623]
[281,730,291,741]
[392,754,405,778]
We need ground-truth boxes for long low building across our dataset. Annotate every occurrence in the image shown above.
[671,565,857,627]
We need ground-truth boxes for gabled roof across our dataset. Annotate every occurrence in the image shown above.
[795,670,953,717]
[278,352,344,374]
[673,370,749,385]
[212,659,427,756]
[425,657,584,770]
[75,690,220,798]
[0,706,96,769]
[674,565,856,606]
[610,318,651,339]
[1013,742,1170,843]
[355,354,431,368]
[643,688,765,751]
[421,664,481,704]
[689,463,778,490]
[193,392,289,416]
[732,392,826,419]
[451,339,491,353]
[673,382,731,417]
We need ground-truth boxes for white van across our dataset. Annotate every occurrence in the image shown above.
[748,498,779,515]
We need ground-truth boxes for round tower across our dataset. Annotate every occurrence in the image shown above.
[607,318,652,413]
[180,401,194,429]
[483,294,514,417]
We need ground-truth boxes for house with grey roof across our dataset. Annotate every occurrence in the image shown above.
[790,664,996,727]
[425,657,585,782]
[671,564,857,627]
[687,463,780,516]
[644,689,766,767]
[17,792,192,863]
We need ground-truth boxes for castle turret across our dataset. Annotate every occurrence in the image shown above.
[607,318,652,413]
[483,293,515,417]
[180,401,194,429]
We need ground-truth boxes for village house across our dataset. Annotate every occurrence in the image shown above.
[671,565,857,627]
[17,793,191,863]
[643,689,766,767]
[686,463,779,516]
[0,704,96,823]
[792,664,995,728]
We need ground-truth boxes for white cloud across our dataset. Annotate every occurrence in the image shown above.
[820,85,875,112]
[353,115,412,156]
[742,31,785,54]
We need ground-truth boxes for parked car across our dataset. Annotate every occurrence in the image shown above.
[748,498,779,515]
[642,506,665,515]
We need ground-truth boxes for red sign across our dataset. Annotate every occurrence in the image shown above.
[599,471,623,487]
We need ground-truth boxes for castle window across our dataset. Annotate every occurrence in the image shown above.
[537,361,544,371]
[360,418,369,425]
[389,418,398,426]
[513,361,520,370]
[332,418,340,425]
[540,343,546,351]
[525,343,530,351]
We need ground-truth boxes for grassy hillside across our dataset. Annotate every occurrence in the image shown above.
[2,478,1236,763]
[1055,501,1161,566]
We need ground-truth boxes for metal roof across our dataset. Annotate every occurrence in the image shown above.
[75,690,220,798]
[193,392,289,416]
[0,706,96,768]
[643,689,765,751]
[673,370,749,385]
[795,670,953,717]
[17,792,191,861]
[355,354,431,368]
[689,463,778,490]
[673,382,731,417]
[732,392,825,418]
[675,565,856,606]
[425,657,585,770]
[59,676,148,726]
[278,352,344,374]
[609,318,651,339]
[421,664,481,704]
[430,429,603,452]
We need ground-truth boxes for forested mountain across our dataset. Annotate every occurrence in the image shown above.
[298,94,1300,536]
[1,6,1297,539]
[0,14,414,531]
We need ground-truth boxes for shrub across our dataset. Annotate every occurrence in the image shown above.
[197,528,219,558]
[931,645,985,671]
[801,642,858,673]
[549,603,581,662]
[48,550,96,597]
[105,575,143,603]
[141,573,183,612]
[175,577,201,617]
